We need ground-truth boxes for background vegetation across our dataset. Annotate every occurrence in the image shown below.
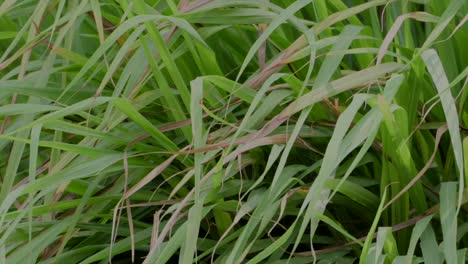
[0,0,467,263]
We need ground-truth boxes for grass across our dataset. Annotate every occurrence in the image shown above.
[0,0,467,263]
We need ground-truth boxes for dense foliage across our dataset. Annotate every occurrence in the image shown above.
[0,0,467,263]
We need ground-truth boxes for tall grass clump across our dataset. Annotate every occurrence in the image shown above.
[0,0,467,263]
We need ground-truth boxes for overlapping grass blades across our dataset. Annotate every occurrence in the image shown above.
[0,0,466,263]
